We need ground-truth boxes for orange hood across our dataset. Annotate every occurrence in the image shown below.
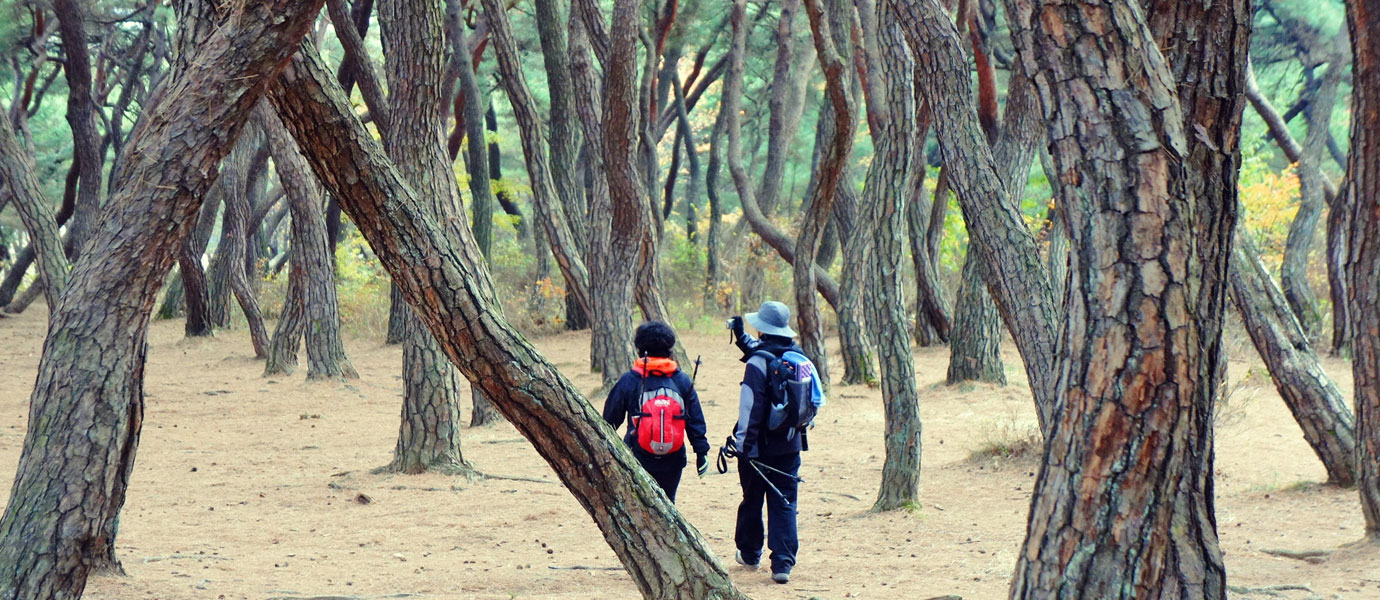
[632,357,679,377]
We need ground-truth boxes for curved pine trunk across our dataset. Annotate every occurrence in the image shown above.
[858,4,922,510]
[181,194,220,337]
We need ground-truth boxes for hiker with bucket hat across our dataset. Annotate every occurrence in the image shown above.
[720,300,817,585]
[602,321,710,503]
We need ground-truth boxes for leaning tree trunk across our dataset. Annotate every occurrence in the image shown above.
[1343,0,1380,539]
[794,0,859,389]
[54,0,106,263]
[0,2,322,595]
[857,2,923,511]
[0,97,69,310]
[268,38,749,600]
[380,0,472,470]
[947,253,1005,385]
[1229,238,1356,485]
[260,104,356,379]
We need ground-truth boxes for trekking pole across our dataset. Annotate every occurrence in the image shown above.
[748,460,791,502]
[751,459,804,483]
[690,355,702,384]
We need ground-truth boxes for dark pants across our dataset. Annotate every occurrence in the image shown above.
[735,453,800,574]
[646,465,684,503]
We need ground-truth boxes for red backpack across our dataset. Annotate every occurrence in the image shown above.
[635,385,686,455]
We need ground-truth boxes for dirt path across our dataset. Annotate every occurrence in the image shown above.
[0,309,1375,599]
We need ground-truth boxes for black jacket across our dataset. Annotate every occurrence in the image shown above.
[602,360,710,471]
[733,335,806,458]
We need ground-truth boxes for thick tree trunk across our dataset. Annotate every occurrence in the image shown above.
[1000,0,1244,594]
[793,0,859,388]
[947,253,1005,385]
[0,2,322,595]
[260,105,356,379]
[567,7,636,387]
[1343,0,1380,539]
[836,178,878,386]
[857,3,923,511]
[268,40,749,600]
[1229,239,1357,485]
[388,309,470,472]
[380,0,476,468]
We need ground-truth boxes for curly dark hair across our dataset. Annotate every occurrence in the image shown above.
[633,321,676,357]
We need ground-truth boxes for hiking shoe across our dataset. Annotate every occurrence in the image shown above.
[734,550,759,570]
[771,571,791,584]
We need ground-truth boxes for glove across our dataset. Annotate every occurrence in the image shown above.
[729,315,744,335]
[696,452,709,478]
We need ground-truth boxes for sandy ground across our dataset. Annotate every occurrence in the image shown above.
[0,307,1377,599]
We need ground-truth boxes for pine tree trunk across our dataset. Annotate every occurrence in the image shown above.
[831,105,878,386]
[260,104,356,379]
[1326,196,1353,356]
[0,2,322,594]
[1229,238,1356,485]
[568,7,636,387]
[54,0,105,264]
[704,109,727,310]
[947,253,1005,385]
[268,39,749,600]
[159,269,186,318]
[858,4,922,510]
[223,130,271,358]
[379,0,481,470]
[1342,0,1380,539]
[0,245,37,308]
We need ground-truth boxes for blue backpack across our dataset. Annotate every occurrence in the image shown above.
[753,350,824,432]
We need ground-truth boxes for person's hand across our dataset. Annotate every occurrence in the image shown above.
[697,452,709,478]
[729,316,744,335]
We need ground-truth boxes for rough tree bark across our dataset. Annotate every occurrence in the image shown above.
[857,0,923,510]
[1229,238,1356,485]
[380,0,472,471]
[1343,0,1380,539]
[268,39,749,600]
[567,11,633,385]
[0,1,323,595]
[1002,0,1242,594]
[260,105,356,380]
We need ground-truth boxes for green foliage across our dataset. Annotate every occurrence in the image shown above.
[332,228,392,339]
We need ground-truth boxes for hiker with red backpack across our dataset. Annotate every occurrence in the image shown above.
[719,300,822,585]
[601,321,710,503]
